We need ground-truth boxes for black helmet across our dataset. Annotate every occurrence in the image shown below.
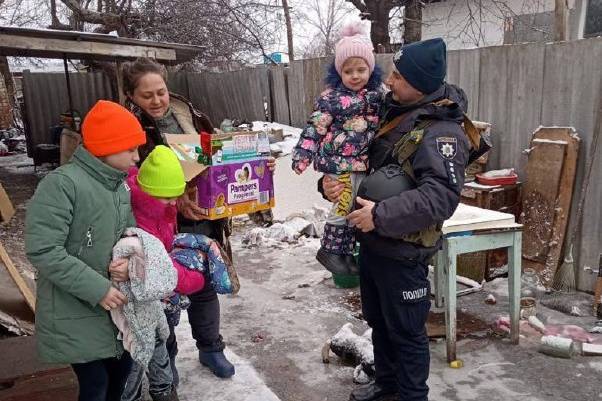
[356,164,415,206]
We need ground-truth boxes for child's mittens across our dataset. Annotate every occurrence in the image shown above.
[172,258,205,295]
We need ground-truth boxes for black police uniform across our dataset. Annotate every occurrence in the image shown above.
[357,83,470,401]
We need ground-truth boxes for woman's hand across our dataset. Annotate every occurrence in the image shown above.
[267,156,277,172]
[177,184,208,221]
[109,259,129,282]
[322,175,345,203]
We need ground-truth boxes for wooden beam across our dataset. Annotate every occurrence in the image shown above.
[0,33,177,61]
[0,242,35,313]
[555,0,569,41]
[0,183,15,223]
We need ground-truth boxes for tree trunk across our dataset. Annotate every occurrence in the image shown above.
[0,56,16,110]
[367,2,392,53]
[282,0,295,61]
[404,1,422,44]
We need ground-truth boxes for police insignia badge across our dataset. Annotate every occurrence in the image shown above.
[436,137,457,160]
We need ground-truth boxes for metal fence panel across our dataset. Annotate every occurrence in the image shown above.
[22,71,114,157]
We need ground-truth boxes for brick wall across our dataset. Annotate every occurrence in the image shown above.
[0,75,13,130]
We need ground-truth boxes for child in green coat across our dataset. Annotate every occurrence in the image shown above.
[25,100,147,401]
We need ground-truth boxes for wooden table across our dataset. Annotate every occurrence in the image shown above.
[434,204,523,363]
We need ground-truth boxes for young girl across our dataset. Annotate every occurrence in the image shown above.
[120,145,206,401]
[292,23,382,275]
[25,100,147,401]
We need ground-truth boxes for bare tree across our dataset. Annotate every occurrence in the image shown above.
[282,0,295,61]
[346,0,404,52]
[296,0,354,58]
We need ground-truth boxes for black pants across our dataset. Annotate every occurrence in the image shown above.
[359,247,431,401]
[71,352,133,401]
[178,218,226,353]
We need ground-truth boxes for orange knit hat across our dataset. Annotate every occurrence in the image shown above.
[82,100,147,157]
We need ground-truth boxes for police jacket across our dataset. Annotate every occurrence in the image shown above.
[357,83,470,262]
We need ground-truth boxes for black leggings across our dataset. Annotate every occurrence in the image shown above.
[178,217,227,353]
[71,353,132,401]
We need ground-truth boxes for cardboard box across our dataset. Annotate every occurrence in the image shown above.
[196,159,275,219]
[201,130,271,165]
[164,133,275,219]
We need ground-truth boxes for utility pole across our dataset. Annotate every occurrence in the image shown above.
[554,0,569,41]
[282,0,295,61]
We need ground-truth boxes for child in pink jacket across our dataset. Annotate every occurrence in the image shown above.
[123,145,204,401]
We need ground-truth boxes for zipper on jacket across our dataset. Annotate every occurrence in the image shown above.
[77,226,93,256]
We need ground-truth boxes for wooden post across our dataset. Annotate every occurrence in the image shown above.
[555,0,569,41]
[116,61,126,105]
[0,242,35,313]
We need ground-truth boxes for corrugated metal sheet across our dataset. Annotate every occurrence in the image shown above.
[22,71,114,158]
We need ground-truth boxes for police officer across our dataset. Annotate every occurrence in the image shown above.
[323,38,470,401]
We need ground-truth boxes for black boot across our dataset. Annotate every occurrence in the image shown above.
[349,383,399,401]
[316,248,350,275]
[151,387,179,401]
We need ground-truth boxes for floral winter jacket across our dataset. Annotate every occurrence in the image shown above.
[292,67,382,175]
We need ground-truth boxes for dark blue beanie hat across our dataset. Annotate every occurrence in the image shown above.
[393,38,447,95]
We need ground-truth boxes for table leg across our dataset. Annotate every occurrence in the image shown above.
[435,250,445,308]
[444,240,457,363]
[508,231,522,344]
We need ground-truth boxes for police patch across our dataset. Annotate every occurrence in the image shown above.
[436,137,457,160]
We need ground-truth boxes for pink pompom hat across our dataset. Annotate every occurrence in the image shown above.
[334,22,375,75]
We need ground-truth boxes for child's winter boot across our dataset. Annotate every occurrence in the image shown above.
[199,350,235,378]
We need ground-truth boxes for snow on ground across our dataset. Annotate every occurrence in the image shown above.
[175,313,282,401]
[271,154,330,221]
[252,121,302,157]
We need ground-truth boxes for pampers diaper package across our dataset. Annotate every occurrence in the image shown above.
[164,131,275,220]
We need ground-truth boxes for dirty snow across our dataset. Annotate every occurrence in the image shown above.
[252,121,302,157]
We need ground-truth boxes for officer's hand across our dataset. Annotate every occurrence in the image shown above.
[347,197,376,232]
[323,175,345,203]
[108,258,129,282]
[99,287,128,311]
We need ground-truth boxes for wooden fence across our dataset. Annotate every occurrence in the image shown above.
[22,37,602,291]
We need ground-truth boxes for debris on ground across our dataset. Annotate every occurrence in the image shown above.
[241,206,329,247]
[324,323,374,383]
[539,335,575,358]
[485,294,497,305]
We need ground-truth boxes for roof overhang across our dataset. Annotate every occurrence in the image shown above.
[0,26,204,64]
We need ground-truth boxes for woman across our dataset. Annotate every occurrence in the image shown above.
[121,57,275,382]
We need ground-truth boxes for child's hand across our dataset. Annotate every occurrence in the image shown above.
[99,287,128,311]
[109,259,129,282]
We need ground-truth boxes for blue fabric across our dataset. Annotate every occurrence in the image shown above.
[393,38,446,95]
[172,233,233,294]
